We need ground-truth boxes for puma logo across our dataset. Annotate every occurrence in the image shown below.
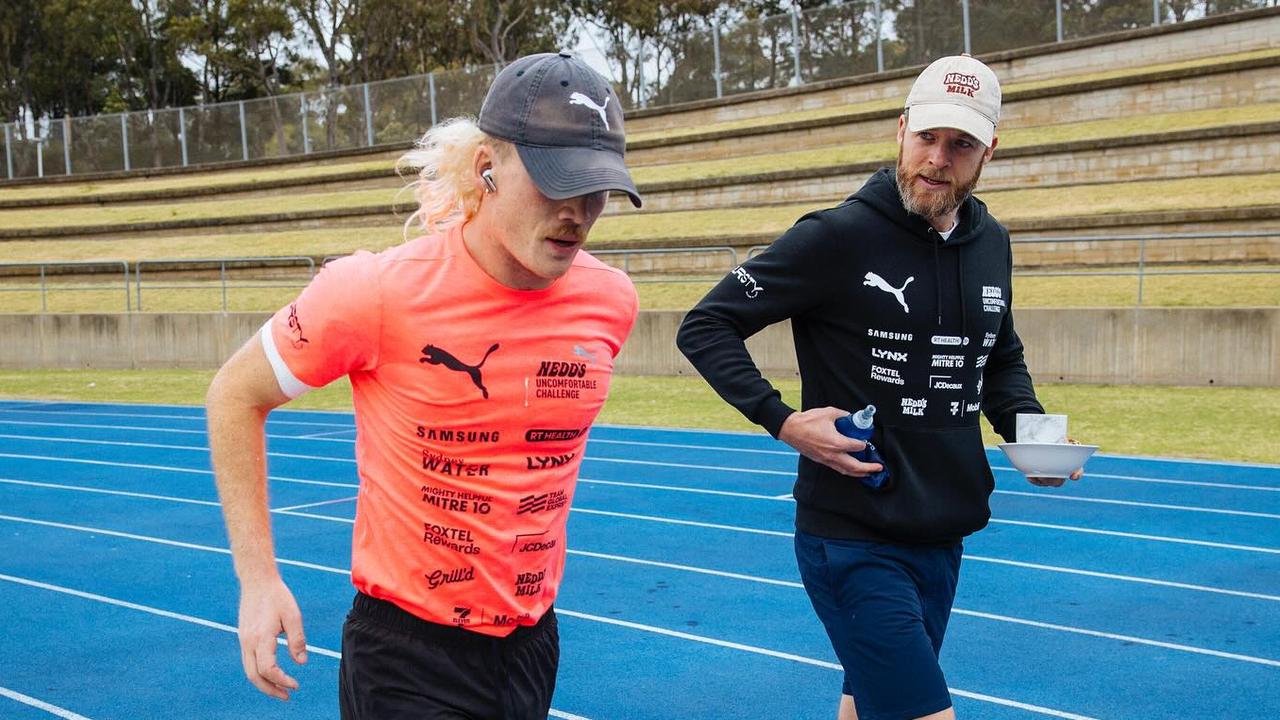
[863,271,914,313]
[568,91,610,130]
[573,344,598,363]
[420,343,500,399]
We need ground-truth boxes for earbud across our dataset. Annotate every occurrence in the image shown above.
[481,168,497,193]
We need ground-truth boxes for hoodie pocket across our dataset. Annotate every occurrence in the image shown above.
[871,423,995,543]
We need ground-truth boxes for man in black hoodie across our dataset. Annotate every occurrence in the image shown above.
[677,55,1082,720]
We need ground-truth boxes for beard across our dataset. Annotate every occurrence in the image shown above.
[894,149,984,221]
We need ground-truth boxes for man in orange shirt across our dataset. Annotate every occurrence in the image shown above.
[206,52,641,720]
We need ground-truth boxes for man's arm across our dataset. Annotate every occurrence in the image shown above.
[676,212,881,477]
[979,309,1043,443]
[207,333,308,700]
[980,257,1083,486]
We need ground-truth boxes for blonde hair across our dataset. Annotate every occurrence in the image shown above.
[396,117,510,238]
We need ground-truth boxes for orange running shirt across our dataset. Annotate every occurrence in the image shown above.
[262,225,638,636]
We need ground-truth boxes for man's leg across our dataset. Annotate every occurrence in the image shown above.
[839,692,857,720]
[796,531,956,720]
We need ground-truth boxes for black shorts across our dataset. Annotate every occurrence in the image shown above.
[339,592,559,720]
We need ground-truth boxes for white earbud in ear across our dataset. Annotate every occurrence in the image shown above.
[481,169,497,193]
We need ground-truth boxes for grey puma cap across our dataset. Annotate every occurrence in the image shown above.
[478,51,642,208]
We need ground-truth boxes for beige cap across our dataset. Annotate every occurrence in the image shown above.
[904,54,1001,147]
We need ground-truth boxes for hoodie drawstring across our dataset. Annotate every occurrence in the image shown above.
[933,237,943,327]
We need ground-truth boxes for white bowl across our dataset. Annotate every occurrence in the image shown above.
[998,443,1099,479]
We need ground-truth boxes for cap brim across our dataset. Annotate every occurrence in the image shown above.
[906,103,995,147]
[515,144,643,208]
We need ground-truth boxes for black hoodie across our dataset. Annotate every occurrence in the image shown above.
[677,167,1043,545]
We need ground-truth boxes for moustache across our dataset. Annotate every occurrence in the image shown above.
[552,224,583,241]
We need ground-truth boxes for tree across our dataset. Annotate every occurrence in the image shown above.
[289,0,355,89]
[578,0,723,107]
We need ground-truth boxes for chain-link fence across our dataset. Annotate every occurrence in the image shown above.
[1,1,1274,180]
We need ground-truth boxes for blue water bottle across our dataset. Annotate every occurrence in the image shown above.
[834,404,891,490]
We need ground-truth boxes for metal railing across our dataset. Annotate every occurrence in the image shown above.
[592,246,739,279]
[1012,231,1280,305]
[2,1,1272,180]
[747,231,1280,306]
[0,260,131,312]
[1,231,1276,313]
[133,256,316,312]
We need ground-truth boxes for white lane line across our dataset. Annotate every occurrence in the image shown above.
[297,429,358,439]
[0,572,341,658]
[3,452,1278,558]
[0,480,359,530]
[0,434,800,476]
[963,555,1280,603]
[8,477,1278,602]
[0,687,94,720]
[0,412,783,455]
[587,437,794,456]
[3,425,1277,493]
[554,610,1100,720]
[566,549,805,588]
[4,433,1275,516]
[569,547,1280,604]
[0,514,347,576]
[0,407,350,429]
[0,453,356,489]
[570,507,794,537]
[955,608,1280,668]
[989,518,1280,555]
[991,465,1280,493]
[589,478,1280,520]
[994,490,1280,520]
[0,572,592,720]
[6,424,1277,504]
[0,551,1091,720]
[578,478,785,501]
[0,434,356,463]
[0,417,798,459]
[0,478,222,507]
[3,407,1277,472]
[273,496,358,512]
[6,511,1279,669]
[274,509,354,523]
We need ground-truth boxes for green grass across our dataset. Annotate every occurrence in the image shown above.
[0,158,399,203]
[0,186,408,230]
[0,369,1275,464]
[631,270,1280,310]
[41,169,1280,240]
[2,266,1274,314]
[0,227,409,264]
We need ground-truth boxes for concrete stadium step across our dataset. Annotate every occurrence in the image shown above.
[625,48,1280,167]
[623,8,1280,136]
[613,109,1280,214]
[4,107,1273,234]
[6,175,1277,272]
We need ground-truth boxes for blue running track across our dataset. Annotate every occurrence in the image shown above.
[0,400,1277,719]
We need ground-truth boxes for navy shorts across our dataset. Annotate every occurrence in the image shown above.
[795,530,963,720]
[339,592,559,720]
